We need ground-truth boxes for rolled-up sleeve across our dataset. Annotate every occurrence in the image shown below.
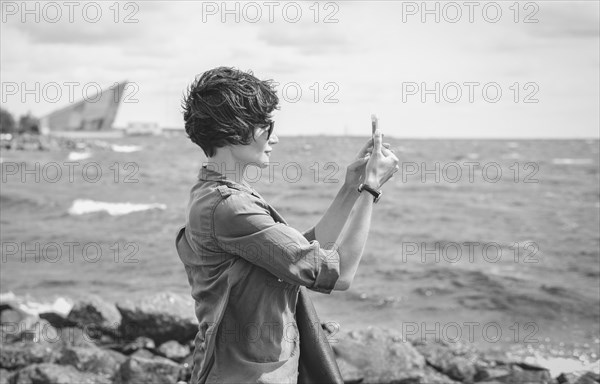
[212,192,340,294]
[301,226,316,242]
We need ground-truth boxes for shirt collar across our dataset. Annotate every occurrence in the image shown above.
[198,164,261,197]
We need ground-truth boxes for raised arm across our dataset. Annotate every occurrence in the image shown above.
[332,129,399,291]
[312,136,394,249]
[313,185,359,248]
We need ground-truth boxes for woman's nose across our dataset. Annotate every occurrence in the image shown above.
[268,134,279,144]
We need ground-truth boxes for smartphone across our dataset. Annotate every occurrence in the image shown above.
[371,114,378,136]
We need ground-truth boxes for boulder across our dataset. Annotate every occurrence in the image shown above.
[67,295,121,336]
[178,354,194,384]
[479,368,553,384]
[38,297,75,329]
[2,319,60,345]
[0,343,58,369]
[557,371,600,384]
[335,357,363,384]
[0,309,39,344]
[0,369,12,384]
[131,349,155,359]
[116,293,197,344]
[120,336,155,355]
[413,340,478,382]
[114,355,182,384]
[58,345,126,379]
[0,310,32,326]
[38,312,76,329]
[331,327,426,383]
[8,363,111,384]
[157,340,190,362]
[54,327,101,349]
[419,366,463,384]
[474,365,513,382]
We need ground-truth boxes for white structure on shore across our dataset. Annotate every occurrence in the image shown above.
[125,122,162,136]
[40,81,128,137]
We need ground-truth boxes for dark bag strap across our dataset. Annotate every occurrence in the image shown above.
[296,287,344,384]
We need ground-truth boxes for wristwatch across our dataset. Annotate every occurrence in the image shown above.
[357,183,382,203]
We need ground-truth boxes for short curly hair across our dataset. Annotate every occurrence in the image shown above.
[181,67,279,157]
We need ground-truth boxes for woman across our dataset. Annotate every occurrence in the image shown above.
[176,67,399,384]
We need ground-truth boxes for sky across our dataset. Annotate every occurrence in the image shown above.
[1,0,599,138]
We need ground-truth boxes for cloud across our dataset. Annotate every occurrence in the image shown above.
[1,1,183,46]
[257,22,350,55]
[526,2,599,39]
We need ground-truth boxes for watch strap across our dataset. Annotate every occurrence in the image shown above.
[357,183,382,203]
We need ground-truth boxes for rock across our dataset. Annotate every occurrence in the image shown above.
[38,298,74,329]
[0,369,13,384]
[474,365,513,382]
[335,356,363,384]
[54,327,101,348]
[479,368,553,384]
[178,354,194,383]
[5,319,60,345]
[114,355,182,384]
[39,312,76,329]
[121,336,155,355]
[418,366,463,384]
[0,342,58,369]
[157,340,190,362]
[67,295,121,336]
[413,340,478,382]
[58,345,126,379]
[8,363,111,384]
[116,292,197,344]
[558,371,600,384]
[131,349,155,359]
[0,310,29,326]
[576,372,600,384]
[0,309,39,344]
[331,327,426,383]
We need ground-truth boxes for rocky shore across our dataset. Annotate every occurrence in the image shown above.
[0,292,597,384]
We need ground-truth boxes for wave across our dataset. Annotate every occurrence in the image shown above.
[522,353,600,376]
[0,292,72,317]
[552,158,593,165]
[68,152,92,161]
[0,194,43,211]
[111,145,142,153]
[68,199,167,216]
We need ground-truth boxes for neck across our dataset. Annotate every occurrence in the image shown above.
[205,149,248,185]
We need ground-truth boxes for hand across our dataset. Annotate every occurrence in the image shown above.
[344,136,395,187]
[364,129,399,189]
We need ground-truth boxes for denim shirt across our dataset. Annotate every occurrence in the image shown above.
[176,165,341,384]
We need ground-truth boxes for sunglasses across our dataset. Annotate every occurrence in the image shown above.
[257,121,274,139]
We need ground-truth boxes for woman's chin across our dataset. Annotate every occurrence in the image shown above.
[260,155,272,167]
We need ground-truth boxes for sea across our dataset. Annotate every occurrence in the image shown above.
[1,134,599,373]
